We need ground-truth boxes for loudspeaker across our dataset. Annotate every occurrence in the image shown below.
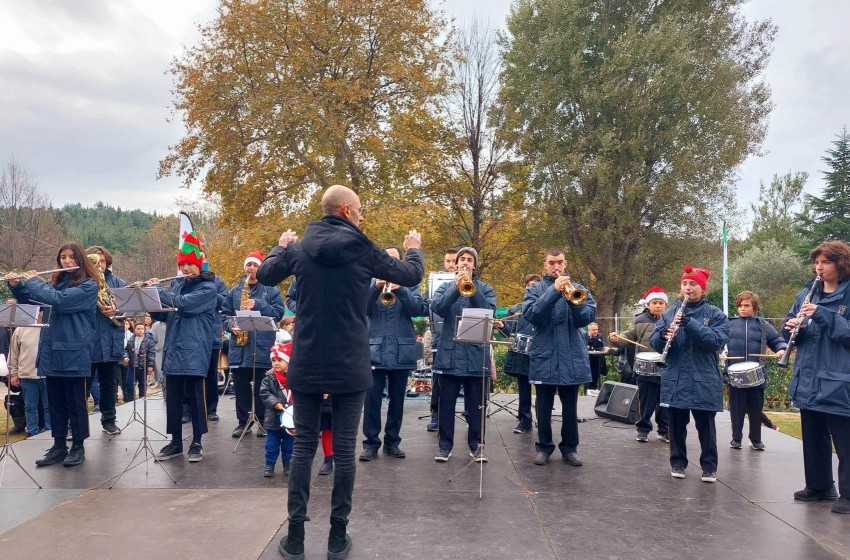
[594,381,639,424]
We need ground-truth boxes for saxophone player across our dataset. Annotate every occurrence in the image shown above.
[86,245,127,436]
[222,251,286,438]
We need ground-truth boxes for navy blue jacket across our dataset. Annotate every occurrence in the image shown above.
[222,280,285,369]
[256,215,424,393]
[90,269,128,363]
[11,275,98,378]
[431,275,497,377]
[650,298,729,411]
[367,280,427,370]
[153,272,216,377]
[726,316,787,386]
[504,301,533,377]
[786,278,850,417]
[522,274,596,386]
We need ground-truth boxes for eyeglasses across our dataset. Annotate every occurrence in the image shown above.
[349,204,365,218]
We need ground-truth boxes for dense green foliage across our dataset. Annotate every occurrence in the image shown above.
[798,127,850,248]
[60,202,160,253]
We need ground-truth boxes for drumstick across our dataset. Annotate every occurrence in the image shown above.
[613,334,649,350]
[720,356,745,360]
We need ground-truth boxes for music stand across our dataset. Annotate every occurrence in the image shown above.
[0,303,46,489]
[231,314,277,453]
[452,309,495,500]
[107,287,176,488]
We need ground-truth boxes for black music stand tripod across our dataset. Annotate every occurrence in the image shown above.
[232,315,277,453]
[0,303,47,489]
[107,287,176,488]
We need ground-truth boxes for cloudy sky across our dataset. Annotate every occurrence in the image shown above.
[2,0,849,222]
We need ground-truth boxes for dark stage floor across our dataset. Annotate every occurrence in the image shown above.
[1,391,847,559]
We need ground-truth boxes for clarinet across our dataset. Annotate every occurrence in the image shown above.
[658,294,689,365]
[777,275,821,368]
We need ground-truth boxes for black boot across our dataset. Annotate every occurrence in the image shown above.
[35,445,68,467]
[278,520,305,560]
[318,456,334,476]
[327,517,352,560]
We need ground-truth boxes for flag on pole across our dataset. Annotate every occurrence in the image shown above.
[722,221,729,316]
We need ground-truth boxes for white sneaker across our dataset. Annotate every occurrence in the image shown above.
[587,389,600,398]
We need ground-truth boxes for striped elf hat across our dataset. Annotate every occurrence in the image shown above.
[177,231,205,268]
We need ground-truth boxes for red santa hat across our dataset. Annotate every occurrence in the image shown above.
[681,265,710,291]
[244,251,264,268]
[639,285,669,306]
[270,342,292,363]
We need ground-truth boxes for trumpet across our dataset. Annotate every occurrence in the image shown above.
[778,275,821,368]
[3,266,80,280]
[379,283,397,306]
[658,294,690,365]
[457,266,476,297]
[559,275,588,305]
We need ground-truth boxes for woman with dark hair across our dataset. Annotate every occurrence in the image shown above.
[5,242,99,467]
[785,240,850,514]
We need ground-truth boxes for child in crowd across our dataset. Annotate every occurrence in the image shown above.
[8,311,50,437]
[123,321,155,402]
[260,343,295,477]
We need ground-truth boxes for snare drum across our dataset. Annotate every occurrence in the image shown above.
[726,361,765,388]
[512,334,532,355]
[280,404,295,435]
[634,351,663,377]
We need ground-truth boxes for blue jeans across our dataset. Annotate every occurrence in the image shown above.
[362,368,409,450]
[20,378,50,435]
[288,390,365,524]
[265,428,294,465]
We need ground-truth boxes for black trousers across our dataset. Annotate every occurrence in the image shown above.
[91,361,119,424]
[668,407,718,473]
[728,386,765,444]
[165,375,208,438]
[232,366,265,425]
[363,368,409,450]
[206,349,221,414]
[47,377,89,444]
[535,384,579,455]
[437,374,484,452]
[635,379,668,435]
[514,373,533,426]
[123,366,146,402]
[800,409,850,497]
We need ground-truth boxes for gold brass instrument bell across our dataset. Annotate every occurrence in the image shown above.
[458,266,476,297]
[559,275,588,305]
[379,283,397,306]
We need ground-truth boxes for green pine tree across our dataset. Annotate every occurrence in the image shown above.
[798,127,850,249]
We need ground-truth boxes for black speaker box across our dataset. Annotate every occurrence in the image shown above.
[594,381,639,424]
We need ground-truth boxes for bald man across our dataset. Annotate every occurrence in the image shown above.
[258,184,424,560]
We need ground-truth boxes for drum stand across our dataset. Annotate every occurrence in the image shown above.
[232,315,277,453]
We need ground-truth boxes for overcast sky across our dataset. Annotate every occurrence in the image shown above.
[2,0,849,223]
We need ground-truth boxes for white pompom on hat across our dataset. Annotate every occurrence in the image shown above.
[639,285,669,306]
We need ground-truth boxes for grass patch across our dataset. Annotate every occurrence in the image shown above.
[765,411,802,440]
[0,404,28,444]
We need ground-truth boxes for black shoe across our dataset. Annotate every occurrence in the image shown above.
[278,521,305,560]
[533,451,550,465]
[232,424,249,438]
[207,413,219,421]
[635,432,649,442]
[35,445,68,467]
[751,441,766,451]
[469,448,488,463]
[383,446,406,459]
[256,426,267,437]
[671,468,686,479]
[794,486,839,502]
[563,452,583,466]
[156,442,183,461]
[9,423,26,435]
[63,445,85,467]
[435,448,451,462]
[730,439,742,449]
[264,464,275,477]
[187,442,203,462]
[181,415,191,424]
[283,461,291,477]
[359,448,378,461]
[832,496,850,514]
[328,518,352,560]
[318,456,333,476]
[102,422,121,435]
[657,433,670,443]
[513,422,531,434]
[701,471,717,483]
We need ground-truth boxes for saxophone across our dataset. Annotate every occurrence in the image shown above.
[88,254,122,327]
[234,279,251,346]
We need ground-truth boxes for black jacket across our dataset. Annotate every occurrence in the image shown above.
[256,215,424,393]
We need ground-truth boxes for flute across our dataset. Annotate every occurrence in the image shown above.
[4,266,80,280]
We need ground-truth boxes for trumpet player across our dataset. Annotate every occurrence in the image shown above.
[222,251,286,438]
[650,266,729,483]
[430,247,496,463]
[523,249,595,467]
[86,245,127,436]
[360,246,427,462]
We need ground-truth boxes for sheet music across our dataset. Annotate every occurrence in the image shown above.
[455,308,494,343]
[236,310,261,317]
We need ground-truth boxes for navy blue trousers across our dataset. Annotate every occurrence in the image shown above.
[362,368,409,450]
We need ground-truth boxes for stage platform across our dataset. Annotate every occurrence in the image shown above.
[1,392,847,559]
